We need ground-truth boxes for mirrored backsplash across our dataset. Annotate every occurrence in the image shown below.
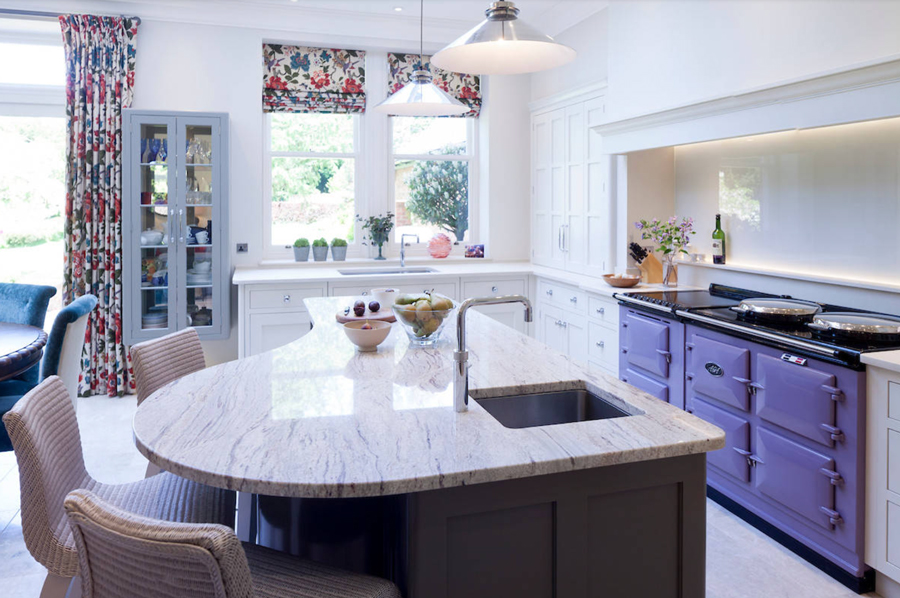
[675,117,900,284]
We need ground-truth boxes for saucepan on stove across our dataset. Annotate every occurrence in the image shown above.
[807,312,900,343]
[729,298,822,324]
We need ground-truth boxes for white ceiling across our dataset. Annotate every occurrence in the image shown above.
[0,0,607,51]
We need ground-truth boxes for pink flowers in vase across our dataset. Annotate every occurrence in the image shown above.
[634,216,695,258]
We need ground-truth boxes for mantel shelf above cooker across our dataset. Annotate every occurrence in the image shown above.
[594,53,900,154]
[677,261,900,297]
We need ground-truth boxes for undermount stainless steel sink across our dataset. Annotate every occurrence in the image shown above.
[337,267,439,276]
[474,389,632,429]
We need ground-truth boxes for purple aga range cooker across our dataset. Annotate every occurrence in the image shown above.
[615,284,900,592]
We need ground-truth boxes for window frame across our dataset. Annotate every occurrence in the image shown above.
[0,27,65,118]
[388,116,479,256]
[262,111,366,260]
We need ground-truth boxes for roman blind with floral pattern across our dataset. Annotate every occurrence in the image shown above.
[262,44,366,113]
[387,53,481,117]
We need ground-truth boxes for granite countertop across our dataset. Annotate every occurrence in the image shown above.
[232,260,695,299]
[133,297,723,498]
[861,350,900,373]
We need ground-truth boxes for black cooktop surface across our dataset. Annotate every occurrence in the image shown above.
[619,290,744,310]
[690,306,900,354]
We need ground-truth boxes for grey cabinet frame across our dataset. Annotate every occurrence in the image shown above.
[123,110,230,343]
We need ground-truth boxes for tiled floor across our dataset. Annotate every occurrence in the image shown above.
[0,395,883,597]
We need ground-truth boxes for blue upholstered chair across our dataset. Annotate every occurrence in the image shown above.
[0,283,57,387]
[0,294,97,452]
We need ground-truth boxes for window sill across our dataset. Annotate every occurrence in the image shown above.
[258,255,490,268]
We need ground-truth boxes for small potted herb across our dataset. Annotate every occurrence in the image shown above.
[312,237,329,262]
[292,238,309,262]
[357,212,394,261]
[331,238,348,261]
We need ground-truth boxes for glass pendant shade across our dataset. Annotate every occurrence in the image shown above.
[374,70,468,116]
[431,1,576,75]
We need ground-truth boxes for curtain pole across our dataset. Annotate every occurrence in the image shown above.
[0,8,141,24]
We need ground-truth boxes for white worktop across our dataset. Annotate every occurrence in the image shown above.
[133,296,724,498]
[232,260,692,298]
[862,350,900,373]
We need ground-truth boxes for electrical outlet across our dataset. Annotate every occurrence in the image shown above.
[236,243,248,253]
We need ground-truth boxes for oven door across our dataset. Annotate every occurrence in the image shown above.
[754,427,839,531]
[623,311,670,378]
[687,333,751,412]
[622,368,669,403]
[689,398,751,483]
[754,354,839,447]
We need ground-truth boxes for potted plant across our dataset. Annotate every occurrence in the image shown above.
[634,216,695,286]
[292,238,309,262]
[331,238,348,261]
[357,212,395,261]
[312,237,329,262]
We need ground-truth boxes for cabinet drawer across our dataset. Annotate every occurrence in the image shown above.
[330,281,458,301]
[589,360,617,378]
[689,398,751,483]
[537,279,586,314]
[248,285,324,311]
[588,322,617,366]
[462,278,526,300]
[247,311,311,356]
[588,295,619,328]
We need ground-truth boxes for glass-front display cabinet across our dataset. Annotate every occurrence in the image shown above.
[123,110,229,343]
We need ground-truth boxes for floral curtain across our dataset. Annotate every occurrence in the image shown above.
[387,53,481,117]
[262,44,366,113]
[60,14,139,397]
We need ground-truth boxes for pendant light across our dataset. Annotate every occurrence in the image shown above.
[431,1,576,75]
[374,0,468,116]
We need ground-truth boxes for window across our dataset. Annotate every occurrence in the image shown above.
[266,113,360,249]
[0,19,67,314]
[391,117,474,244]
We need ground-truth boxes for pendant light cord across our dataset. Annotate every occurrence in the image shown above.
[420,0,425,69]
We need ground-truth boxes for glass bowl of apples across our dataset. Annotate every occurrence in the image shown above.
[391,291,456,346]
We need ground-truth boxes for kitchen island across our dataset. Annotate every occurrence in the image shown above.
[134,296,724,597]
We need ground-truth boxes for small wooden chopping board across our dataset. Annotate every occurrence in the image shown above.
[335,309,396,324]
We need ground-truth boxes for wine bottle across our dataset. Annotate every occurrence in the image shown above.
[712,214,726,265]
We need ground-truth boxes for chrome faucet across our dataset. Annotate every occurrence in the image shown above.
[400,234,419,268]
[453,295,533,413]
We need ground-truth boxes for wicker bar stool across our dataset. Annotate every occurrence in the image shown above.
[131,328,208,479]
[64,488,402,598]
[2,376,236,598]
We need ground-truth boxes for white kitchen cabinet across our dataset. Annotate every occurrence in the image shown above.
[866,364,900,584]
[248,312,311,356]
[329,280,459,301]
[538,303,587,360]
[531,89,613,276]
[238,282,326,357]
[462,277,529,334]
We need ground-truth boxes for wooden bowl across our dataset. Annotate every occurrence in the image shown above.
[342,320,392,352]
[602,274,642,288]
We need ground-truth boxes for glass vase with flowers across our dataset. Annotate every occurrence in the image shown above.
[634,216,695,286]
[357,212,395,261]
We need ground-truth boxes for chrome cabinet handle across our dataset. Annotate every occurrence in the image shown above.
[362,291,369,296]
[178,208,185,244]
[283,295,291,304]
[492,286,499,293]
[596,307,605,315]
[570,296,578,304]
[819,506,843,526]
[546,289,553,296]
[558,227,562,250]
[596,341,605,348]
[560,321,568,329]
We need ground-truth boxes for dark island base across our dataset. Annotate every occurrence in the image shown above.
[257,453,708,598]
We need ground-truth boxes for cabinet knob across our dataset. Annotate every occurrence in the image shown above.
[283,295,291,303]
[362,291,369,296]
[492,286,499,293]
[546,289,553,296]
[596,307,605,315]
[596,341,605,348]
[570,296,578,304]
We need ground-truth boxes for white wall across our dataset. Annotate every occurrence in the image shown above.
[617,147,674,271]
[531,8,608,102]
[607,0,900,121]
[131,18,531,363]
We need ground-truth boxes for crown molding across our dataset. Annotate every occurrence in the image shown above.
[528,80,607,113]
[596,53,900,154]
